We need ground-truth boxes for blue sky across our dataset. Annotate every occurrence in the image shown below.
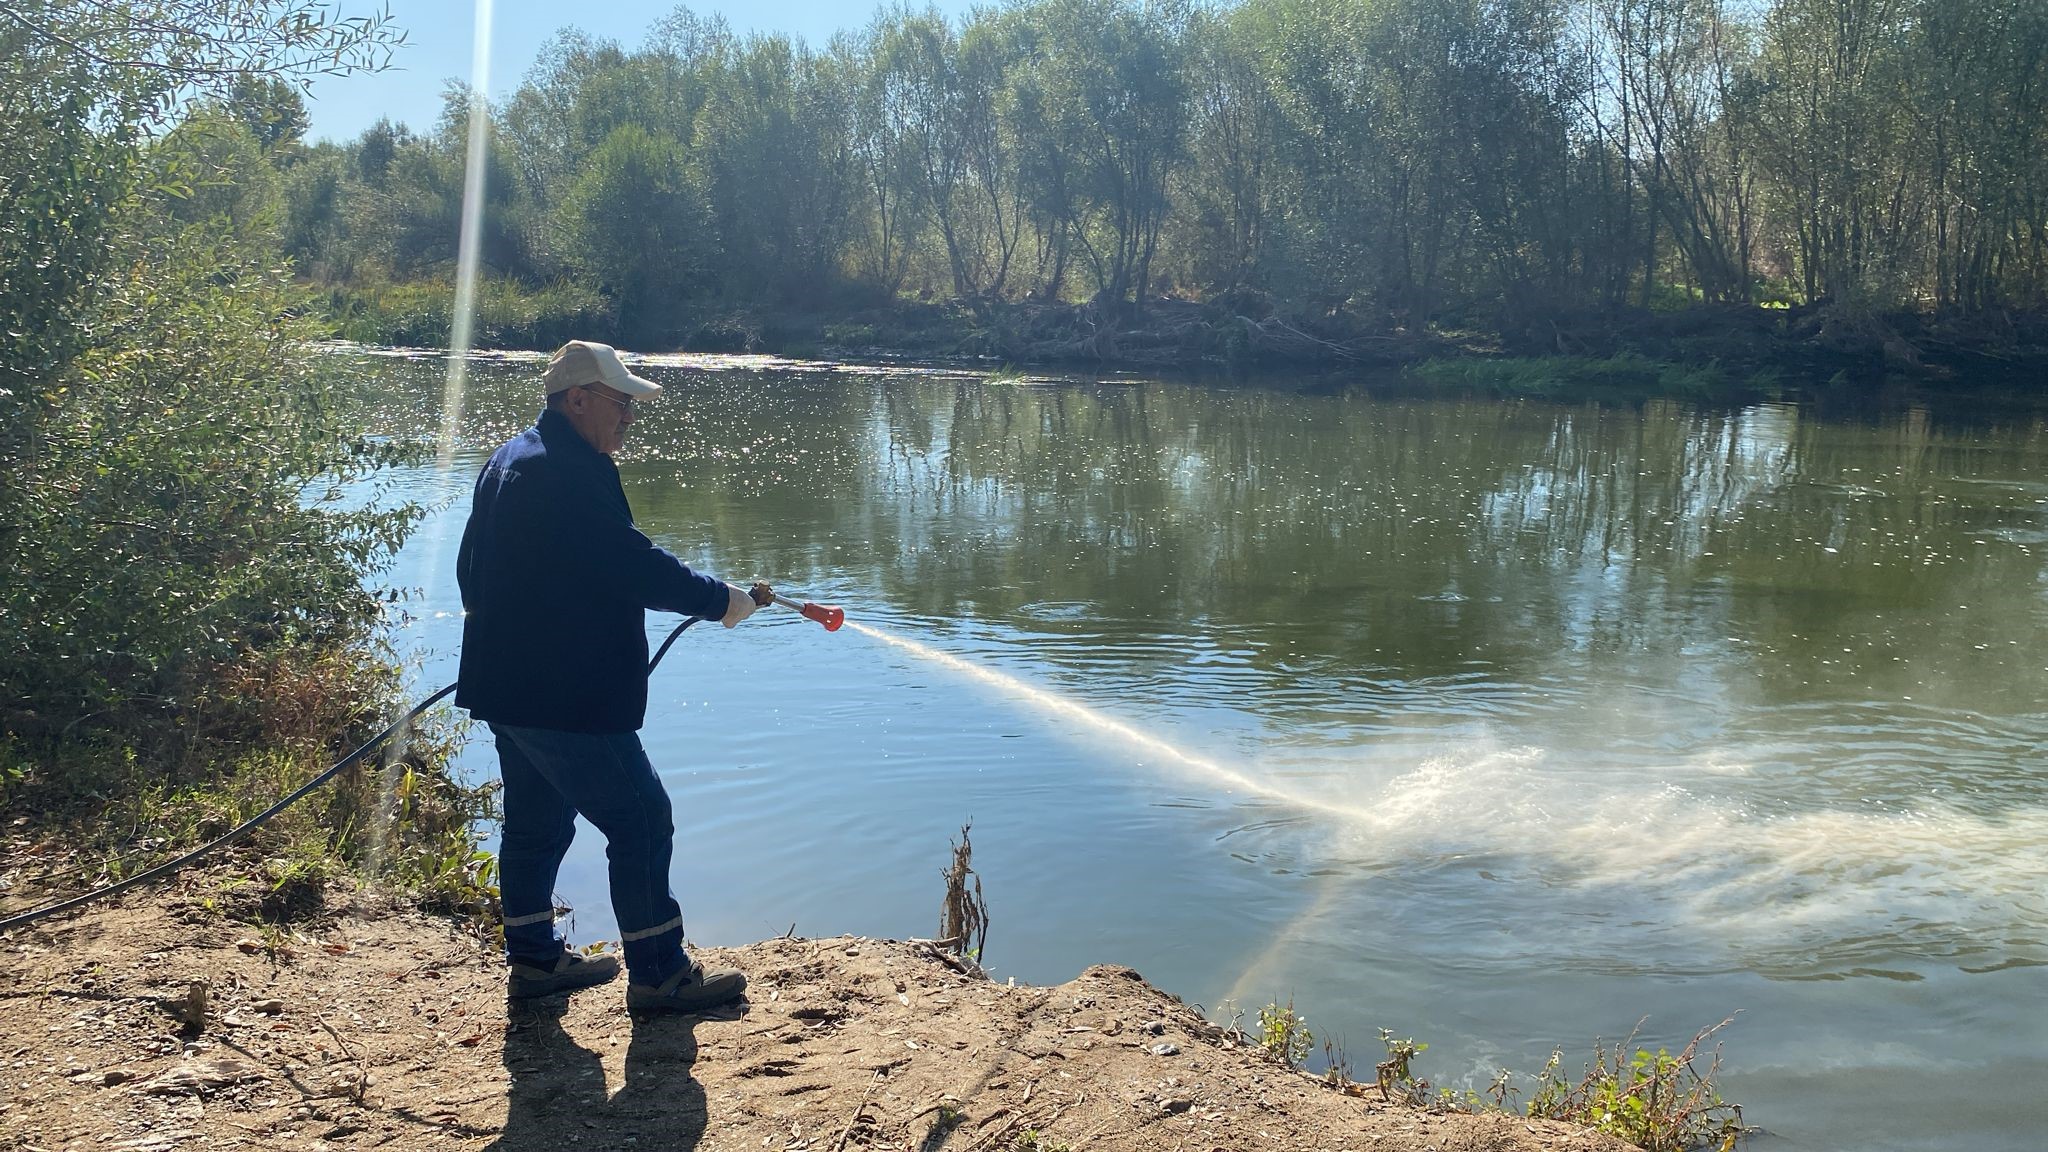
[305,1,972,143]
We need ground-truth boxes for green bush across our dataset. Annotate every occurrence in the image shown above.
[1257,999,1314,1067]
[0,0,489,922]
[0,222,423,793]
[0,218,497,916]
[327,275,616,350]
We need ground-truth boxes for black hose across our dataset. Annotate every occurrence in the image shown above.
[0,616,704,934]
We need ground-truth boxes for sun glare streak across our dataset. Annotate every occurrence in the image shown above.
[388,0,494,870]
[437,0,496,474]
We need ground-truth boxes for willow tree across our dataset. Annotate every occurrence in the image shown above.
[694,33,858,303]
[1017,0,1188,312]
[1748,0,1919,303]
[1178,2,1279,291]
[1582,0,1761,304]
[1909,0,2048,312]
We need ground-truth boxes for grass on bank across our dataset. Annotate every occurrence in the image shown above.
[1240,1001,1746,1152]
[320,275,615,351]
[1,642,500,933]
[1406,353,1782,402]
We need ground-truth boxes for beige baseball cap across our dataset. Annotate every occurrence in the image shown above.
[542,340,662,397]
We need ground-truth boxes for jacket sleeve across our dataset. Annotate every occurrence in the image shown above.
[455,470,484,613]
[457,456,514,616]
[553,471,732,620]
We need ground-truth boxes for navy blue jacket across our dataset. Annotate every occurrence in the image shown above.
[455,408,730,733]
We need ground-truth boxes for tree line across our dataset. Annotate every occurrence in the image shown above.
[240,0,2048,349]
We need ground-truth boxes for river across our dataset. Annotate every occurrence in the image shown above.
[354,348,2047,1152]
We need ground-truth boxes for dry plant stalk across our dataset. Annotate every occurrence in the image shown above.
[939,821,989,968]
[1529,1014,1745,1152]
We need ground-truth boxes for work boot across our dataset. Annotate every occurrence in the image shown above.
[508,949,622,999]
[627,959,747,1014]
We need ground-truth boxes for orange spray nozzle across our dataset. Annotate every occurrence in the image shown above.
[772,593,845,632]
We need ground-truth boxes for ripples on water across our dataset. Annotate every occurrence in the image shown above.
[355,350,2048,1152]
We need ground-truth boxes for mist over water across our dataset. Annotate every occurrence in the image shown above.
[360,351,2048,1152]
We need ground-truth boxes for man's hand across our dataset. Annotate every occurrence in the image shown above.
[720,583,759,628]
[749,581,774,607]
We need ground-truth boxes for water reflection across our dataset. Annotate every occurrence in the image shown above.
[363,353,2048,953]
[358,353,2048,1152]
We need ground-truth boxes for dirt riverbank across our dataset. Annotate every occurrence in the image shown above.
[335,283,2048,398]
[1,883,1631,1152]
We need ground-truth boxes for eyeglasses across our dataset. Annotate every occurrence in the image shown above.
[581,385,634,414]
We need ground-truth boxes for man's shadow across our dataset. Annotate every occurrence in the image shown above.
[488,996,715,1152]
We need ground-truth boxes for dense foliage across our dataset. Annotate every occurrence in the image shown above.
[281,0,2048,348]
[0,3,428,808]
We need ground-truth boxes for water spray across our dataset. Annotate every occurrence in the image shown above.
[844,620,1388,825]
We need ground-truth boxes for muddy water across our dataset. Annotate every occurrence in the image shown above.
[359,350,2048,1152]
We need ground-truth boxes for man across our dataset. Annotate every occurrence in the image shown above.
[455,339,763,1013]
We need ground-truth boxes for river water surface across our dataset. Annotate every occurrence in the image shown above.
[358,350,2046,1152]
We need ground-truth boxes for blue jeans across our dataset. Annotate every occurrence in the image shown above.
[489,724,689,985]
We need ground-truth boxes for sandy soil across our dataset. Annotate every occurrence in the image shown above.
[1,883,1628,1152]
